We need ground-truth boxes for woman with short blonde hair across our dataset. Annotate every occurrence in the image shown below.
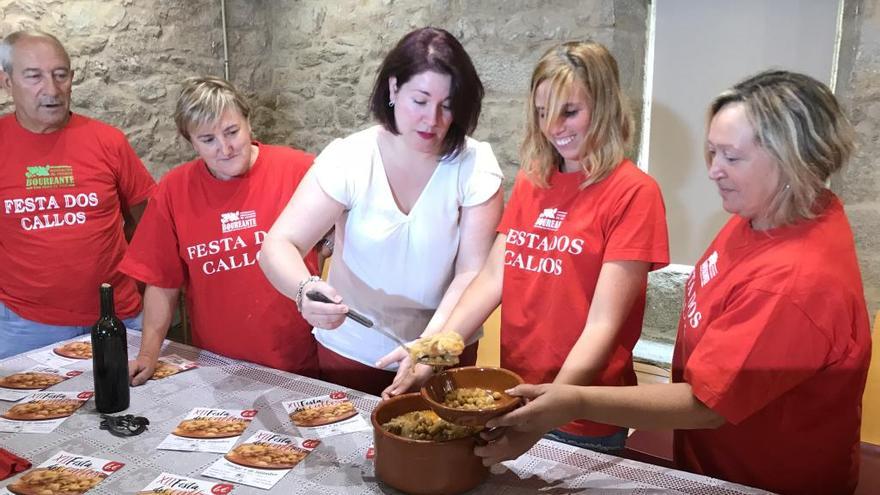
[707,70,854,227]
[122,76,321,384]
[173,76,251,141]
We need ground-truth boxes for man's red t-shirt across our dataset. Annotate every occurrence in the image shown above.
[119,143,319,376]
[499,161,669,436]
[0,113,155,325]
[673,193,871,494]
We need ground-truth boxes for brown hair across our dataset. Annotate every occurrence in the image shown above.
[369,27,483,158]
[708,70,855,226]
[521,41,632,187]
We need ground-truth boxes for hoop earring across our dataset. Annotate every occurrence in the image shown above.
[388,100,395,107]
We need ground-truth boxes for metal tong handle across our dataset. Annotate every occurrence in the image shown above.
[305,290,374,328]
[305,291,441,370]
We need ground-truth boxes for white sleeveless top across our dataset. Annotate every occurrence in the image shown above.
[312,126,503,368]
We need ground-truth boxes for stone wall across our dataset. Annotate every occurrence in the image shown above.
[228,0,648,187]
[3,0,877,319]
[0,0,225,177]
[837,0,880,317]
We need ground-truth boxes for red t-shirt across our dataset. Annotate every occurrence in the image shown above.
[0,113,155,325]
[499,161,669,436]
[673,193,871,495]
[119,143,320,376]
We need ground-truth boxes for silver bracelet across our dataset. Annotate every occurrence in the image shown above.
[295,275,321,311]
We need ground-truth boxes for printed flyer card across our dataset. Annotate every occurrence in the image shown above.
[0,391,92,434]
[150,355,199,381]
[283,391,369,438]
[202,430,319,490]
[28,337,93,369]
[0,366,82,402]
[137,472,235,495]
[0,450,124,495]
[157,408,257,453]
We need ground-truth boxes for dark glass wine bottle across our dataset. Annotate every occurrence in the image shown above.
[91,283,130,413]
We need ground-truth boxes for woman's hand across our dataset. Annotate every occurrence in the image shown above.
[473,427,545,466]
[473,383,583,465]
[129,354,157,386]
[300,279,348,330]
[485,383,583,433]
[377,348,434,399]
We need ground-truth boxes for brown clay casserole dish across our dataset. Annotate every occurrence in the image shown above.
[371,393,489,495]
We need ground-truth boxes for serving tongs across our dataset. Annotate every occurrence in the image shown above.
[305,290,450,372]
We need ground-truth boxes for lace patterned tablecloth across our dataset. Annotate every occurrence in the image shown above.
[0,333,771,494]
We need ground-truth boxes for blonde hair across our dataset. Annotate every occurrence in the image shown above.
[174,76,251,141]
[708,70,855,227]
[521,41,632,187]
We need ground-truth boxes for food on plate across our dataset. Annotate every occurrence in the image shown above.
[443,387,503,410]
[172,417,248,438]
[2,399,83,421]
[7,467,106,495]
[408,331,465,367]
[382,409,478,441]
[53,341,92,359]
[225,442,307,469]
[290,401,357,427]
[0,372,64,390]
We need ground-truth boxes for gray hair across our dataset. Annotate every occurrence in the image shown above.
[0,30,70,74]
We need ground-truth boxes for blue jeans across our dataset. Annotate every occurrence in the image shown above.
[544,427,628,453]
[0,300,142,359]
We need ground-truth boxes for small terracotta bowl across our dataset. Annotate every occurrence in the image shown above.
[371,393,489,495]
[420,366,524,428]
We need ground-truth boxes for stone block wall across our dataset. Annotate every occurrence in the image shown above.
[2,0,877,320]
[0,0,226,177]
[227,0,648,187]
[837,0,880,317]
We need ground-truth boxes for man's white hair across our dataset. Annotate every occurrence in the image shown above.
[0,30,70,74]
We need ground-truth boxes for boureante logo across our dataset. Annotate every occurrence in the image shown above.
[24,164,75,190]
[534,207,567,231]
[220,210,257,233]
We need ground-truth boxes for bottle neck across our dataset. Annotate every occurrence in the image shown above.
[99,285,115,318]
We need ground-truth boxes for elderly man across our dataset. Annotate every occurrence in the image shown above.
[0,30,155,358]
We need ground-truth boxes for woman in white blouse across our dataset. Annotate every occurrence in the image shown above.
[259,27,503,396]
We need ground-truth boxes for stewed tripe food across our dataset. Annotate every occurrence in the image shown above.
[382,409,478,441]
[442,387,503,409]
[408,331,465,367]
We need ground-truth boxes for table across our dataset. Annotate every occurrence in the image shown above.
[0,333,770,494]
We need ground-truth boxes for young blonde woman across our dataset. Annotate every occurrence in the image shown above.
[381,41,670,454]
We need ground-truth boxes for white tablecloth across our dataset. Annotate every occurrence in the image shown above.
[0,332,771,494]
